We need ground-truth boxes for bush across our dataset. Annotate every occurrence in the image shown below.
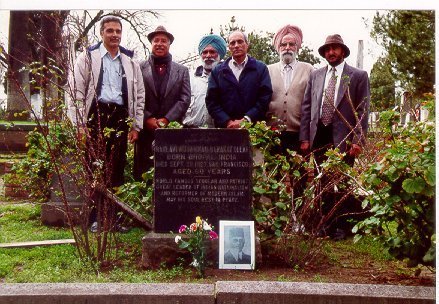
[355,99,435,268]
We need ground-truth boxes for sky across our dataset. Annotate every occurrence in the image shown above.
[0,1,437,102]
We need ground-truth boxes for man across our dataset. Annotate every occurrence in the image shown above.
[68,16,145,231]
[206,31,272,128]
[299,34,370,239]
[183,34,227,128]
[267,24,314,153]
[224,227,251,264]
[133,25,191,180]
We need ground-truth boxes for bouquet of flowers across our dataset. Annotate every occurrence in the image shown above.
[174,216,218,277]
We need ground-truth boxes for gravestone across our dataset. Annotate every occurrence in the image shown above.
[153,128,252,232]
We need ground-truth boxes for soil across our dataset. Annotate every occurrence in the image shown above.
[164,243,435,286]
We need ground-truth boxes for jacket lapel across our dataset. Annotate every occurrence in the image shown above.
[315,67,326,112]
[143,60,157,97]
[336,63,352,108]
[164,62,177,98]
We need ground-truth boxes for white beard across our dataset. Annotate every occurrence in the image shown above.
[281,51,297,65]
[202,55,220,71]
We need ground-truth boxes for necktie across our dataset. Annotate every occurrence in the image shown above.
[321,68,337,126]
[284,64,292,90]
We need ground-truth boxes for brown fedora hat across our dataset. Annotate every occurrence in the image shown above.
[147,25,175,44]
[318,34,350,58]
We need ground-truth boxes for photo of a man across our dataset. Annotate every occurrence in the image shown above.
[224,227,251,264]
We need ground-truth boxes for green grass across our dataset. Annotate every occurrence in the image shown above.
[0,202,193,283]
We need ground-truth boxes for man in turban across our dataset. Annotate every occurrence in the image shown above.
[267,24,314,153]
[183,34,227,127]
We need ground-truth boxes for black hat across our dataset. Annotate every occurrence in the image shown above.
[147,25,174,44]
[318,34,350,58]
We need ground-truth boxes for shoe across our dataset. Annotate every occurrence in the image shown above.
[114,224,130,233]
[89,221,98,233]
[331,228,347,241]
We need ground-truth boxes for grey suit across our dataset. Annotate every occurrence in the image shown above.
[299,63,370,154]
[133,57,190,180]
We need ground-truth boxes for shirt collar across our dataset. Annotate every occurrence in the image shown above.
[327,61,345,75]
[281,60,297,70]
[232,55,248,68]
[99,43,120,60]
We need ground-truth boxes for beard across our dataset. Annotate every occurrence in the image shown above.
[280,51,297,64]
[202,56,220,71]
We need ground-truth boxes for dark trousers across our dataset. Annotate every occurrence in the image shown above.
[312,121,358,233]
[133,129,155,181]
[86,101,128,226]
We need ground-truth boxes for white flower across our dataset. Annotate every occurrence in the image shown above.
[203,221,212,231]
[190,259,199,267]
[174,235,182,243]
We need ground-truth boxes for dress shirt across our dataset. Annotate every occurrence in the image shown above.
[281,60,297,91]
[183,69,213,127]
[98,43,124,105]
[320,61,345,116]
[228,55,248,81]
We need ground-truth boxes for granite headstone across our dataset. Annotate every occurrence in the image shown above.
[154,129,252,232]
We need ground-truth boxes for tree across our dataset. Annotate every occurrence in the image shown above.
[369,56,396,111]
[6,11,32,120]
[371,10,434,99]
[220,16,320,66]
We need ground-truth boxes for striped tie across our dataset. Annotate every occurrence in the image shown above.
[321,68,337,126]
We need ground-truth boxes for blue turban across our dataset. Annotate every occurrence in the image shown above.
[198,34,227,59]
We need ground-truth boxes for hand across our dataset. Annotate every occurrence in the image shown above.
[128,129,139,143]
[348,143,362,157]
[300,141,310,155]
[145,117,158,130]
[226,119,244,129]
[157,117,169,128]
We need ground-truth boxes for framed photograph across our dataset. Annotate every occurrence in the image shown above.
[219,220,255,270]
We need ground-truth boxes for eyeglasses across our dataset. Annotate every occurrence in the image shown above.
[280,42,297,48]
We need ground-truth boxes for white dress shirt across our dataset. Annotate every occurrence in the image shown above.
[228,55,248,81]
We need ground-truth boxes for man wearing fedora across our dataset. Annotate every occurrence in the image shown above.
[133,25,190,180]
[299,34,370,239]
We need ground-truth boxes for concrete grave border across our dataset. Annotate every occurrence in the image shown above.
[0,282,434,304]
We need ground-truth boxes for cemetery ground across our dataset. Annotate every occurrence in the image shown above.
[0,200,434,286]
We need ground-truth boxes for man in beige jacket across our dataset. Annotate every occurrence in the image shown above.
[267,24,314,153]
[67,16,145,232]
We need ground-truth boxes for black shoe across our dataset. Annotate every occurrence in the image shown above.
[114,224,130,233]
[331,228,347,241]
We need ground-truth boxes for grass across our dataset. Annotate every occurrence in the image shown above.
[0,202,433,285]
[0,202,193,283]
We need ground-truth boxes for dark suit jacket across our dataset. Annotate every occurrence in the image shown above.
[140,58,191,122]
[299,63,370,153]
[224,250,251,264]
[133,57,190,180]
[206,56,272,128]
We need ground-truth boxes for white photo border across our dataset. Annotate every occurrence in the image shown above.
[219,220,255,270]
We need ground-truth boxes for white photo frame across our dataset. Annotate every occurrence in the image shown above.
[219,220,255,270]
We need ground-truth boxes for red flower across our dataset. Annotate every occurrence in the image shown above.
[209,231,218,240]
[178,225,188,233]
[190,223,197,232]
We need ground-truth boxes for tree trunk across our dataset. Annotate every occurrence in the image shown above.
[6,11,31,121]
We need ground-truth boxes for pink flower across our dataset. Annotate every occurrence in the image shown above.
[190,223,197,232]
[209,231,218,240]
[178,225,188,233]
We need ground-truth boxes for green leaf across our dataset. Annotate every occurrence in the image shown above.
[424,166,435,186]
[253,186,266,194]
[275,202,286,209]
[402,177,426,194]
